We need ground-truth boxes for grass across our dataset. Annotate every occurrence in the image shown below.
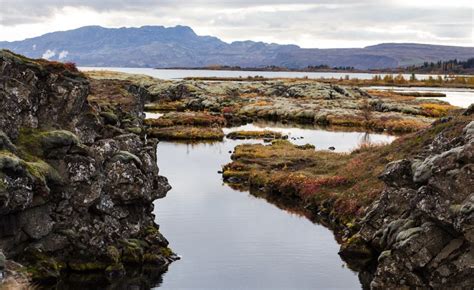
[226,130,286,140]
[147,126,224,141]
[183,75,474,88]
[222,110,471,228]
[145,112,226,128]
[145,101,185,112]
[87,79,137,111]
[1,49,85,79]
[420,103,456,117]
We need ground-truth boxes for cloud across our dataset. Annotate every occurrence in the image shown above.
[58,50,69,59]
[41,49,56,59]
[0,0,472,48]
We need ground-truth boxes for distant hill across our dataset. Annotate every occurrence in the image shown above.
[1,25,473,69]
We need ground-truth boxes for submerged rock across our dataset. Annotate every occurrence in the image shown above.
[0,50,174,286]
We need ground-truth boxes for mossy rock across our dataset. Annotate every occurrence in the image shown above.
[40,130,80,151]
[120,239,148,263]
[18,129,80,158]
[100,111,119,125]
[159,247,173,258]
[109,151,142,167]
[68,261,108,272]
[106,246,121,264]
[23,248,64,281]
[28,259,63,281]
[24,160,62,184]
[145,225,160,236]
[105,263,125,279]
[0,151,24,173]
[122,246,144,264]
[0,131,17,153]
[143,254,166,264]
[125,127,142,135]
[0,176,6,191]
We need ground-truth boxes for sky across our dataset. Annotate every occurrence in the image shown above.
[0,0,472,48]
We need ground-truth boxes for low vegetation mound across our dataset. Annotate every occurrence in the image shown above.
[226,130,286,140]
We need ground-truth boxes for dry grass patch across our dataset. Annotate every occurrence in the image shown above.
[147,126,224,141]
[226,130,286,140]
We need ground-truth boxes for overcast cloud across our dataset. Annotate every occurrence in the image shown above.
[0,0,472,48]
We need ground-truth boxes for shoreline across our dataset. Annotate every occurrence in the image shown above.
[156,67,474,76]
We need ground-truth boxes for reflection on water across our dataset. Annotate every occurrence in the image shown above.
[367,86,474,108]
[39,265,167,290]
[80,67,455,81]
[145,112,164,119]
[152,128,395,289]
[224,122,396,152]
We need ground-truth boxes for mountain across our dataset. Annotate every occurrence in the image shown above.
[1,25,473,69]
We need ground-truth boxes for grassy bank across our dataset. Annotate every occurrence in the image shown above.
[221,109,472,233]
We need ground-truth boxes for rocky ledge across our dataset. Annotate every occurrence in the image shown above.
[341,107,474,288]
[0,50,175,287]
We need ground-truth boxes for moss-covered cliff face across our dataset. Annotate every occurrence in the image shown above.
[0,50,175,287]
[341,108,474,288]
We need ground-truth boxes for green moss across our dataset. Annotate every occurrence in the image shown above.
[68,261,108,272]
[23,249,64,281]
[145,101,185,111]
[0,131,17,152]
[17,128,79,159]
[39,130,79,150]
[0,150,22,170]
[0,176,6,191]
[145,225,160,236]
[23,160,61,184]
[105,263,125,274]
[120,239,148,264]
[159,247,173,258]
[125,127,142,135]
[100,111,119,125]
[143,254,164,263]
[106,246,121,264]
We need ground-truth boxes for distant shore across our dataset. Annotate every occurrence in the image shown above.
[183,75,474,89]
[157,66,474,76]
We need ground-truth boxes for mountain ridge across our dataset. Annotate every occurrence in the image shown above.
[1,25,473,69]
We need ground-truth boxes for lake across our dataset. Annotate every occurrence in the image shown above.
[368,86,474,108]
[152,124,395,289]
[80,67,460,81]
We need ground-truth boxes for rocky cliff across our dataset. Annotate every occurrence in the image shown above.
[341,108,474,288]
[0,50,174,288]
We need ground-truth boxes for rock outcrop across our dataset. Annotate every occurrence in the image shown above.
[341,108,474,288]
[0,50,174,287]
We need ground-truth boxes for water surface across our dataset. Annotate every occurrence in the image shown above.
[367,86,474,108]
[152,128,394,289]
[80,67,457,81]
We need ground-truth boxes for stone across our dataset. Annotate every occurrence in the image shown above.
[341,114,474,288]
[0,50,174,286]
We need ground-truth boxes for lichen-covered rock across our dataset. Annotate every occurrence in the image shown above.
[341,112,474,288]
[0,50,175,286]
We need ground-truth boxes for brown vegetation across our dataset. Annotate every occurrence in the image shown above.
[226,130,286,140]
[147,126,224,141]
[222,110,472,229]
